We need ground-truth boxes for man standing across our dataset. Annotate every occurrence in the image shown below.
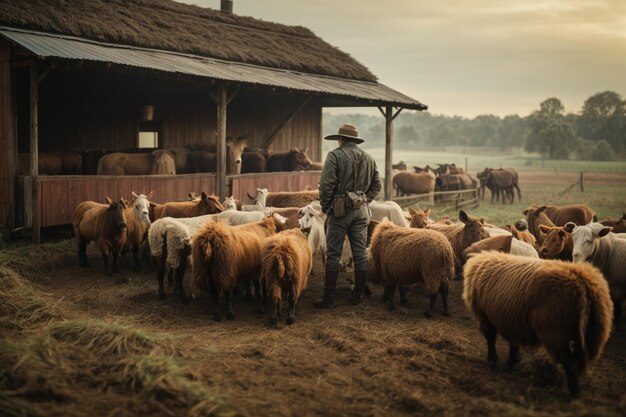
[314,123,382,308]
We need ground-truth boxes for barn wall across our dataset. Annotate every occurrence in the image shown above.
[31,70,321,161]
[0,39,16,231]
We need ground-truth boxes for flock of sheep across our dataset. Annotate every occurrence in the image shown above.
[70,188,626,398]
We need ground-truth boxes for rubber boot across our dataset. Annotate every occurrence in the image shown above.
[351,270,367,305]
[313,268,339,309]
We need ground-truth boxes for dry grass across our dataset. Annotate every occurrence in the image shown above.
[0,0,376,82]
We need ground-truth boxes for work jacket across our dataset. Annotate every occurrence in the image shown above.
[319,142,382,214]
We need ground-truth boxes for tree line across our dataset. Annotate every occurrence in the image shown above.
[323,91,626,161]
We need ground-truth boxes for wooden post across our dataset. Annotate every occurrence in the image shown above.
[580,172,584,192]
[384,106,393,201]
[30,66,41,242]
[216,82,227,201]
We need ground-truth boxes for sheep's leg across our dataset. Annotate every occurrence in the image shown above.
[175,263,189,305]
[426,293,436,318]
[225,288,235,320]
[78,239,89,267]
[253,278,261,300]
[132,244,140,271]
[243,281,254,302]
[210,284,221,322]
[112,251,120,273]
[156,258,166,300]
[255,280,267,314]
[102,250,112,277]
[168,270,175,290]
[269,296,280,327]
[385,284,397,310]
[506,344,520,369]
[287,290,296,325]
[561,356,581,398]
[399,286,409,306]
[480,320,498,367]
[440,285,450,316]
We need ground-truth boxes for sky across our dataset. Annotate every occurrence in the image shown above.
[181,0,626,118]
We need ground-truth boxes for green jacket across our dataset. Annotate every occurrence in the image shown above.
[319,142,382,214]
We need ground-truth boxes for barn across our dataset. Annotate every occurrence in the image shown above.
[0,0,426,241]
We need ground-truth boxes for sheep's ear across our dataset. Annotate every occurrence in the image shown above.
[187,192,195,200]
[522,209,528,216]
[146,191,154,200]
[149,202,157,208]
[424,208,431,215]
[539,225,552,233]
[599,227,612,237]
[408,208,417,216]
[564,222,576,233]
[105,196,112,204]
[131,191,139,199]
[536,205,547,215]
[201,192,208,200]
[558,229,566,238]
[119,199,127,209]
[459,210,469,224]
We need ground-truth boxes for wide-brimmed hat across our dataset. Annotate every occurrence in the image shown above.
[324,123,364,144]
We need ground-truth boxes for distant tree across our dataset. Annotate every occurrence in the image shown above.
[572,138,595,160]
[396,125,420,149]
[578,91,626,153]
[592,140,614,161]
[364,123,384,148]
[526,98,576,159]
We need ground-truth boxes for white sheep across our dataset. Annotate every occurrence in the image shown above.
[368,200,409,227]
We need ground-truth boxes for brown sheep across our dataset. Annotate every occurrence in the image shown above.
[191,214,285,321]
[538,225,573,261]
[524,204,596,227]
[157,192,224,219]
[462,234,512,261]
[599,212,626,233]
[261,228,312,326]
[247,189,320,208]
[428,210,489,277]
[122,192,153,270]
[369,222,454,317]
[72,197,128,276]
[463,252,613,397]
[522,205,556,245]
[268,207,302,229]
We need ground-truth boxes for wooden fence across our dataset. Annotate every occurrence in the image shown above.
[392,188,478,210]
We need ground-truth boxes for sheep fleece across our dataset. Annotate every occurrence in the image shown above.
[463,252,612,373]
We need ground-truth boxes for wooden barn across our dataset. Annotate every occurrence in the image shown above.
[0,0,426,241]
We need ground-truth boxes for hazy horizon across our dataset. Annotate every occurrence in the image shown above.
[179,0,626,118]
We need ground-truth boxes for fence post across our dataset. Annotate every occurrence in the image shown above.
[580,172,584,192]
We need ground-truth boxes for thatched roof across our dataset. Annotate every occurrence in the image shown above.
[0,0,376,82]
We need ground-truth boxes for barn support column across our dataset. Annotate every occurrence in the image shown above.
[379,106,402,201]
[215,82,228,201]
[30,65,41,242]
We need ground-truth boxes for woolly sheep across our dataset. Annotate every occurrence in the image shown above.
[567,221,626,326]
[368,200,409,227]
[369,221,454,317]
[463,252,613,397]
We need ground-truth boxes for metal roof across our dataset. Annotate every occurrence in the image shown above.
[0,27,427,111]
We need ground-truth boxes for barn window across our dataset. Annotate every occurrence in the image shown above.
[138,131,159,148]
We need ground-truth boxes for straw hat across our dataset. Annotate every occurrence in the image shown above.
[324,123,364,144]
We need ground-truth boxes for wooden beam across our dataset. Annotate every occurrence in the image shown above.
[384,106,394,201]
[392,107,403,121]
[261,95,313,150]
[227,87,239,105]
[215,82,228,201]
[377,106,385,117]
[30,66,41,242]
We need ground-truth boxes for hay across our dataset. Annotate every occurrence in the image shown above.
[0,0,376,82]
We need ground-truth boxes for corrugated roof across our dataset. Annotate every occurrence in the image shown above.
[1,27,427,111]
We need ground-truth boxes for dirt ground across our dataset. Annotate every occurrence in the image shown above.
[25,242,626,417]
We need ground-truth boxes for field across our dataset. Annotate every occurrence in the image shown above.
[2,170,626,417]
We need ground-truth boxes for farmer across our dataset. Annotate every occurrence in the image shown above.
[314,123,381,308]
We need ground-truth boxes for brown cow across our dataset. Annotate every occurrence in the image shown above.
[18,152,62,175]
[241,150,268,173]
[435,174,476,191]
[157,192,224,219]
[600,213,626,233]
[97,150,176,175]
[188,137,248,174]
[479,168,521,204]
[72,197,128,276]
[538,225,573,261]
[47,151,82,174]
[267,148,312,171]
[393,169,436,196]
[524,204,595,227]
[522,205,556,246]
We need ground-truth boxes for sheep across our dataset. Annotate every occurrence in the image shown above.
[72,197,128,276]
[484,226,539,258]
[463,252,613,397]
[428,210,489,276]
[369,221,454,317]
[599,212,626,233]
[260,228,312,326]
[191,214,286,321]
[157,192,224,219]
[368,200,409,227]
[524,204,595,227]
[538,225,573,261]
[567,221,626,326]
[223,195,242,211]
[462,234,513,261]
[123,191,153,271]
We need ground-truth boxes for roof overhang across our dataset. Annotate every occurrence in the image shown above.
[1,26,427,111]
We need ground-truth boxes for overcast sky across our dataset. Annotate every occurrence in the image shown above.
[181,0,626,118]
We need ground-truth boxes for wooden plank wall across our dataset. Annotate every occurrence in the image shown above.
[230,172,321,203]
[34,71,322,161]
[0,39,16,230]
[36,174,217,227]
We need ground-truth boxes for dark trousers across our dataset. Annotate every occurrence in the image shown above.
[325,205,370,272]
